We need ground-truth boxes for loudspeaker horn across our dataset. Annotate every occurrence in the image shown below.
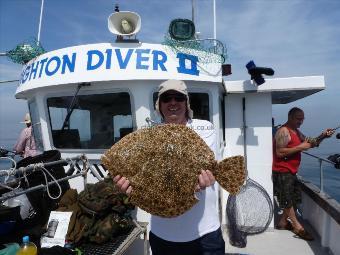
[108,11,141,36]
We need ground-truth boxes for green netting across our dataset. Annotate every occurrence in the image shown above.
[6,38,46,65]
[163,34,227,64]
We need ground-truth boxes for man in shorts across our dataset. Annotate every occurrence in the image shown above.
[272,107,334,241]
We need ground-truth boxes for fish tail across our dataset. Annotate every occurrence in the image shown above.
[215,155,245,195]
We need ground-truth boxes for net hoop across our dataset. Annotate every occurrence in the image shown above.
[163,35,227,64]
[6,38,46,65]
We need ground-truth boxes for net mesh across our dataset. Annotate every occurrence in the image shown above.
[226,179,273,247]
[6,38,45,64]
[163,35,227,64]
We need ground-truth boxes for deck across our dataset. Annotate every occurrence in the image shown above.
[124,223,330,255]
[222,224,330,255]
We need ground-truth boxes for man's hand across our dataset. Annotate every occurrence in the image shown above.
[299,140,313,150]
[113,175,132,195]
[322,128,335,138]
[195,170,215,192]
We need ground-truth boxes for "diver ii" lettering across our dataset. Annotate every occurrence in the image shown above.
[20,47,200,84]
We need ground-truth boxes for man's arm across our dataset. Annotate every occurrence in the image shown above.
[275,127,311,158]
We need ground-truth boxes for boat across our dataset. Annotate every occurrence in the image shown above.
[1,2,339,255]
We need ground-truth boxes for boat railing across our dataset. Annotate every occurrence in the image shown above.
[302,151,337,193]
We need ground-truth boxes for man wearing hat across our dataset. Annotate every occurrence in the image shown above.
[114,80,225,255]
[13,113,37,158]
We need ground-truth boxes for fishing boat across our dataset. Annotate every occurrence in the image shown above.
[1,3,339,255]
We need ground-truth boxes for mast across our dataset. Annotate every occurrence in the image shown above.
[213,0,216,40]
[37,0,45,45]
[191,0,195,24]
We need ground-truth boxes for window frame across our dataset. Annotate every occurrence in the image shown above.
[45,88,136,152]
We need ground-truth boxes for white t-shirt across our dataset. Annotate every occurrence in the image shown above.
[150,119,220,242]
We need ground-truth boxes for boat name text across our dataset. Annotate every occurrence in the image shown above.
[20,48,200,84]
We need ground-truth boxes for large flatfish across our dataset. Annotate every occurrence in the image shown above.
[102,124,245,217]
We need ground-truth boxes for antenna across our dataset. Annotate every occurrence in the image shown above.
[213,0,216,42]
[191,0,195,24]
[37,0,45,45]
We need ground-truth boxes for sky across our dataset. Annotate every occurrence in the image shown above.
[0,0,339,154]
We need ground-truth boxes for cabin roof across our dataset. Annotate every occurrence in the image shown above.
[224,76,325,104]
[15,42,222,98]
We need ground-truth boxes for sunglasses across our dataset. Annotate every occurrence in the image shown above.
[160,94,187,103]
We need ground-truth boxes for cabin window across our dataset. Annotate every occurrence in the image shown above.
[152,92,210,121]
[28,100,44,151]
[47,92,133,149]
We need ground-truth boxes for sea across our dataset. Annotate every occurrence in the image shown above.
[1,139,339,202]
[300,153,340,202]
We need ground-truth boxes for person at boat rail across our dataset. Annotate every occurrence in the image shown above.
[272,107,334,241]
[13,113,38,158]
[114,79,225,255]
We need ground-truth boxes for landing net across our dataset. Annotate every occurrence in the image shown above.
[163,35,227,64]
[6,38,45,64]
[226,178,273,247]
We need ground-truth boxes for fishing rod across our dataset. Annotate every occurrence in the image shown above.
[332,124,340,131]
[0,156,81,178]
[0,154,103,202]
[333,124,340,139]
[0,173,85,202]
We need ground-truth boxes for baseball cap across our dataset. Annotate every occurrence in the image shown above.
[155,80,193,119]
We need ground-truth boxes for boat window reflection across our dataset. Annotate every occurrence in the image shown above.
[47,92,133,149]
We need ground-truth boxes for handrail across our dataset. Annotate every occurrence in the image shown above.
[302,151,336,165]
[302,151,337,193]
